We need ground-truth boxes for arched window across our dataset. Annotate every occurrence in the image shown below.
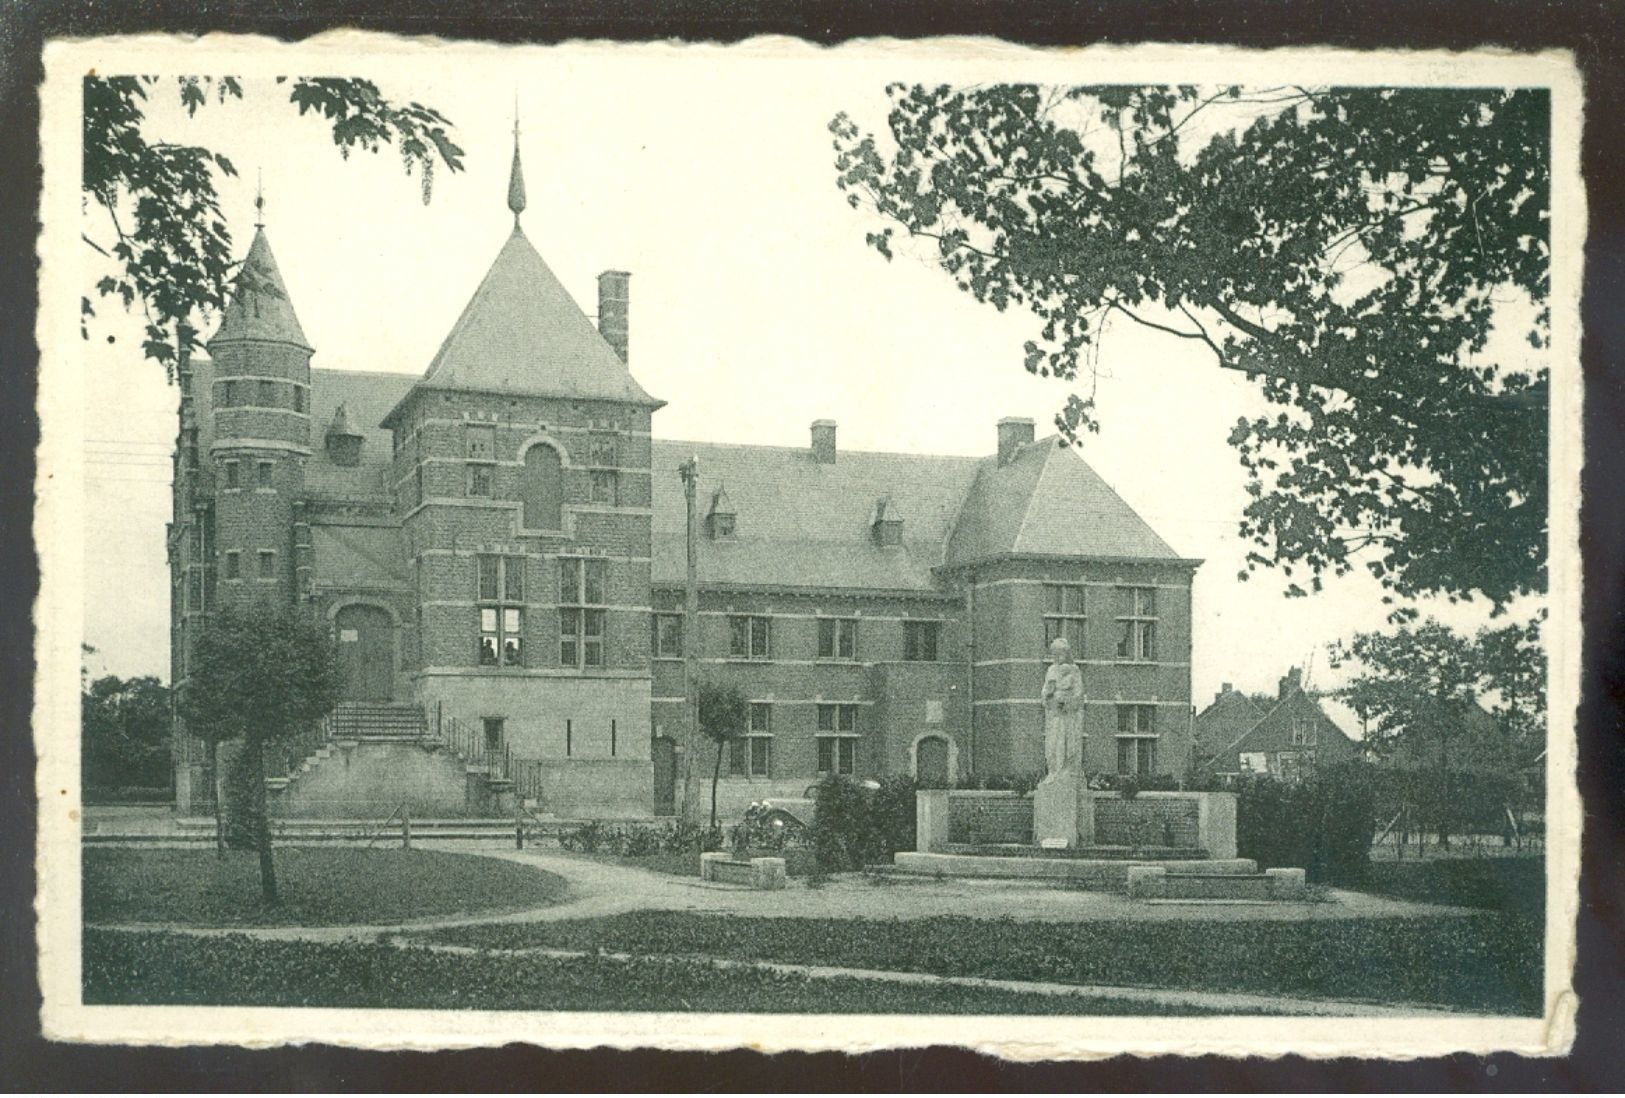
[522,444,563,530]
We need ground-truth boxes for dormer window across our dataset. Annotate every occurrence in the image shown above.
[706,485,736,540]
[324,403,364,468]
[871,496,903,547]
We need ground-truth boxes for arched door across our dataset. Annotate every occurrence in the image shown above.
[335,604,393,701]
[916,735,951,788]
[652,736,677,816]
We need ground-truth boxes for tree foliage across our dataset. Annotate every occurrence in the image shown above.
[83,75,464,376]
[832,85,1549,607]
[81,674,172,794]
[697,681,750,830]
[179,603,341,901]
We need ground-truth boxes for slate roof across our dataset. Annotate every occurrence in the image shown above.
[648,434,1188,591]
[311,524,412,591]
[650,440,983,591]
[944,436,1183,565]
[306,369,417,501]
[1192,688,1267,761]
[1199,687,1359,773]
[384,226,661,426]
[206,228,312,350]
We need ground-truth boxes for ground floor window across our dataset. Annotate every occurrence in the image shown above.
[1116,737,1157,775]
[816,703,859,776]
[729,703,773,777]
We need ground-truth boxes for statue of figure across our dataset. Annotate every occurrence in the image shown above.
[1041,637,1086,778]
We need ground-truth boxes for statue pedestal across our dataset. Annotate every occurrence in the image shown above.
[1033,771,1094,848]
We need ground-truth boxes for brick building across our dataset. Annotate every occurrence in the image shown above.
[169,136,1199,820]
[1192,670,1360,782]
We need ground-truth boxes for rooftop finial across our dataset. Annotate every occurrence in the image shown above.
[254,168,265,229]
[507,101,527,224]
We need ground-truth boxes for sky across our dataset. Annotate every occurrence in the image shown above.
[77,59,1528,719]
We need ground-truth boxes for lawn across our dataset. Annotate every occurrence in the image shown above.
[81,929,1236,1014]
[416,910,1543,1015]
[571,847,818,879]
[83,848,570,927]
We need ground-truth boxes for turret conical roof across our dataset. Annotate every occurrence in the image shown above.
[208,227,312,350]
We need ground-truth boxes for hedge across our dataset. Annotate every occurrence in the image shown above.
[810,776,917,870]
[1235,761,1378,883]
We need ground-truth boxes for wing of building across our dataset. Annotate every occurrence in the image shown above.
[168,134,1200,821]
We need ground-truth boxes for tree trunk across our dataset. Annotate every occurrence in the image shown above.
[711,738,725,832]
[1438,724,1452,850]
[211,740,225,858]
[248,736,278,906]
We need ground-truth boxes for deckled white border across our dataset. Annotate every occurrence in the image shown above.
[35,32,1585,1059]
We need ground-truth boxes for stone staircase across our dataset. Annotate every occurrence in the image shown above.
[328,701,430,743]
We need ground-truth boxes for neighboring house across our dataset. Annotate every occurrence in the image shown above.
[168,130,1199,820]
[1195,668,1359,782]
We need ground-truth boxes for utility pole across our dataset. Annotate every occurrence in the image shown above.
[678,455,701,824]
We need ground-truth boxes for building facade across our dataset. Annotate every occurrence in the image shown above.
[170,137,1200,820]
[1192,670,1360,783]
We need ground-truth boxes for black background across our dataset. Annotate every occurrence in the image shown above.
[1,1,1621,1090]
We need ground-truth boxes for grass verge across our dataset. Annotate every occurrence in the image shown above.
[82,930,1234,1014]
[416,911,1542,1015]
[84,848,569,927]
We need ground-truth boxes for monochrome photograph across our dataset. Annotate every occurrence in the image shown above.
[33,35,1583,1058]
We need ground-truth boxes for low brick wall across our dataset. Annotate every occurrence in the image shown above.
[1094,796,1201,848]
[947,791,1032,845]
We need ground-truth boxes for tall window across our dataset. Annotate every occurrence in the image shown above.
[817,617,857,660]
[522,444,563,530]
[293,385,306,413]
[560,557,606,668]
[257,379,276,406]
[589,469,619,505]
[730,703,773,777]
[903,620,940,662]
[467,464,494,497]
[1043,584,1086,654]
[222,380,237,406]
[256,460,273,489]
[223,461,240,489]
[477,554,525,667]
[224,550,240,580]
[816,704,858,776]
[1115,586,1157,661]
[652,613,683,658]
[1115,704,1156,775]
[257,550,276,579]
[728,615,771,660]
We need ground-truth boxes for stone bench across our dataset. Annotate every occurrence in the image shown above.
[700,852,787,890]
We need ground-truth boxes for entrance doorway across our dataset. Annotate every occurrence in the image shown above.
[652,736,677,815]
[916,734,951,788]
[335,604,393,701]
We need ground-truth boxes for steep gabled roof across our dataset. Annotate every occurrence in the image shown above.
[945,436,1185,565]
[385,226,661,423]
[207,227,311,350]
[1192,689,1266,759]
[650,440,982,591]
[306,368,417,500]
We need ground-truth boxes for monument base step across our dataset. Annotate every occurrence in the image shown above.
[892,851,1257,891]
[945,842,1210,861]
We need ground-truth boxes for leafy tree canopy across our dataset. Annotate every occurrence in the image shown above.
[83,75,464,374]
[697,681,750,746]
[832,85,1549,608]
[1331,614,1546,769]
[81,674,171,791]
[180,603,341,747]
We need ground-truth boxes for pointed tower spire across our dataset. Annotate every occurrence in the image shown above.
[507,106,527,224]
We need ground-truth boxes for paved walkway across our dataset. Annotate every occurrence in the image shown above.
[86,841,1489,1017]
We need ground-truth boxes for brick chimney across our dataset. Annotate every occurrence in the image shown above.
[597,270,630,363]
[1218,682,1234,703]
[811,419,837,464]
[1278,667,1302,700]
[997,417,1034,465]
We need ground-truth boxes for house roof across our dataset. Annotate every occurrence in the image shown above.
[384,226,661,425]
[1192,689,1266,758]
[1201,687,1359,771]
[206,228,312,350]
[306,368,416,500]
[650,439,985,591]
[944,436,1184,566]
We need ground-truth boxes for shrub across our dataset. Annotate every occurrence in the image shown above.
[974,772,1043,795]
[1236,761,1378,882]
[556,820,722,857]
[810,776,919,871]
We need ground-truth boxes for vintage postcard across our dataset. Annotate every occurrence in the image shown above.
[34,33,1583,1058]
